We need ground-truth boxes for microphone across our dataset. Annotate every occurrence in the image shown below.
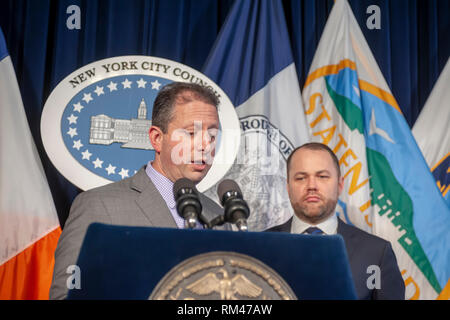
[173,178,203,229]
[217,179,250,231]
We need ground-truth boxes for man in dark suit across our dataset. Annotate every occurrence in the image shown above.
[268,142,405,300]
[50,82,230,299]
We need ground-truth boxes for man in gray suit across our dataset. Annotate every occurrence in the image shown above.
[50,82,229,299]
[267,142,405,300]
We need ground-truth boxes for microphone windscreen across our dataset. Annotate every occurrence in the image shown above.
[173,178,196,197]
[217,179,242,201]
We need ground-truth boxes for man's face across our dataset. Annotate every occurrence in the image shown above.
[287,148,343,224]
[153,99,219,183]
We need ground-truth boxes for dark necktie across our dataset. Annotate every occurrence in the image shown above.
[304,227,324,235]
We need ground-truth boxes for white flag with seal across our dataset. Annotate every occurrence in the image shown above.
[202,0,310,231]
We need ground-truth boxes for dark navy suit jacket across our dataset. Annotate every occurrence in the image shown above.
[268,217,405,300]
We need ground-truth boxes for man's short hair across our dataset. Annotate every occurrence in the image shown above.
[286,142,341,179]
[151,82,220,133]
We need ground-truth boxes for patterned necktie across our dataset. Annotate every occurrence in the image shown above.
[304,227,324,235]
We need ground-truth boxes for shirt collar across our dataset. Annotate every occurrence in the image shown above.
[145,161,176,209]
[291,212,338,235]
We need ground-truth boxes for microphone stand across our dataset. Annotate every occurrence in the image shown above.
[206,214,248,231]
[207,215,225,229]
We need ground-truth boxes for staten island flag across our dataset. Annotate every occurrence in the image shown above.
[0,27,61,299]
[302,0,450,299]
[202,0,310,231]
[412,58,450,207]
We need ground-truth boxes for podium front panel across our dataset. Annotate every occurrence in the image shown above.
[67,223,357,299]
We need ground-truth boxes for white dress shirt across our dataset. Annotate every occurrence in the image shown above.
[291,212,338,235]
[145,161,203,229]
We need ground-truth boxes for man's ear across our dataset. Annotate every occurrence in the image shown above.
[149,126,163,153]
[338,175,344,196]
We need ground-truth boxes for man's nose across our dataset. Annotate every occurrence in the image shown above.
[194,130,213,151]
[306,177,318,190]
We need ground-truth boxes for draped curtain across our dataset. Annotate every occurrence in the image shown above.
[0,0,448,226]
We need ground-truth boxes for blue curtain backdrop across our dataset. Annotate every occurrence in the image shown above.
[0,0,448,227]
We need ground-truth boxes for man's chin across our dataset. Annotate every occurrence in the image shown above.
[292,199,338,224]
[185,170,209,184]
[294,207,328,224]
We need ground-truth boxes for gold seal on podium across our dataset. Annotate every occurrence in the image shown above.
[149,251,297,300]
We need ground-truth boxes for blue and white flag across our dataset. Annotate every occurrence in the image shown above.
[413,58,450,207]
[302,0,450,299]
[202,0,310,231]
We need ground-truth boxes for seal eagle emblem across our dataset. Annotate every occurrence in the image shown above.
[149,251,297,300]
[185,268,262,300]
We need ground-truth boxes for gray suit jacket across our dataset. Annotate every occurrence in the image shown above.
[267,217,405,300]
[50,167,228,300]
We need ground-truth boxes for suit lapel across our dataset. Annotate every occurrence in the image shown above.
[337,219,358,261]
[267,217,292,232]
[131,167,178,228]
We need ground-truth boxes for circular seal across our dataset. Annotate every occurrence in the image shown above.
[41,56,240,191]
[149,251,297,300]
